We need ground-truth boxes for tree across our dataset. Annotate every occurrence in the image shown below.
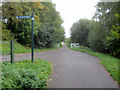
[70,19,90,46]
[2,2,65,48]
[93,2,120,31]
[87,21,106,52]
[93,2,120,58]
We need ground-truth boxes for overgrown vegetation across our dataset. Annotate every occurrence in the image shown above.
[70,2,120,58]
[65,43,120,85]
[1,59,52,88]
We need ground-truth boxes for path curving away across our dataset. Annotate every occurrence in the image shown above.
[1,43,119,88]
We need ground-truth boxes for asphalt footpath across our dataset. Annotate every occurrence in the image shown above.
[1,43,119,88]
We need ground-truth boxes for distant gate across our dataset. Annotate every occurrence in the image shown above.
[71,43,79,48]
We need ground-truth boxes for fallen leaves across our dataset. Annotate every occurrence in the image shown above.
[49,79,52,82]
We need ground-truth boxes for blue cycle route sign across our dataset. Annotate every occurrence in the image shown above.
[16,16,32,19]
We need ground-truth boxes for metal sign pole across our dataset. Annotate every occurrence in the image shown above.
[31,13,34,62]
[16,14,34,62]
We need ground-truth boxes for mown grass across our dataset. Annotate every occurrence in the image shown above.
[65,42,120,85]
[0,41,62,55]
[1,59,52,88]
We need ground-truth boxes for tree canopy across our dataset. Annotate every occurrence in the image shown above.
[70,2,120,58]
[2,2,65,48]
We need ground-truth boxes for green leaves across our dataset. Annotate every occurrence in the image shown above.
[1,60,52,88]
[70,19,90,46]
[87,21,106,52]
[70,2,120,58]
[105,25,120,58]
[93,2,120,31]
[2,2,65,48]
[70,19,106,53]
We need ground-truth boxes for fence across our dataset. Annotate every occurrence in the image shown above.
[0,40,14,63]
[56,43,60,48]
[71,43,79,48]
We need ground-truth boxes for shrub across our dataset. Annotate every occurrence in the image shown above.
[105,25,120,58]
[2,68,46,88]
[87,22,106,52]
[1,60,52,88]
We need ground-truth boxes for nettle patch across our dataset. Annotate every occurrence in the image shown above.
[1,60,52,88]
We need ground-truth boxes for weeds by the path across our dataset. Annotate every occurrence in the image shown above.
[1,59,52,88]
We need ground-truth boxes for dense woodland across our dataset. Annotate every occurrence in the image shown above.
[2,2,65,48]
[70,2,120,58]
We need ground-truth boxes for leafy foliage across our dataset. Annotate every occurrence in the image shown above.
[1,59,52,88]
[2,2,65,48]
[105,25,120,58]
[87,21,106,52]
[70,19,106,52]
[93,2,120,31]
[93,2,120,58]
[70,19,90,46]
[70,2,120,58]
[2,29,15,41]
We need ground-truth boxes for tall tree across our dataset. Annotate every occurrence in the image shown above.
[93,2,120,31]
[70,19,90,46]
[2,2,65,48]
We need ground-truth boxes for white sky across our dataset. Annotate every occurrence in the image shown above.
[52,0,99,38]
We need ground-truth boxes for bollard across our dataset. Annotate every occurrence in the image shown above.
[10,40,14,63]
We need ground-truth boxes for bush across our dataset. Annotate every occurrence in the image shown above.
[105,25,120,58]
[2,69,46,88]
[1,60,52,88]
[87,22,106,52]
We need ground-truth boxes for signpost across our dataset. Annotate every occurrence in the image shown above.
[16,13,34,62]
[31,13,34,62]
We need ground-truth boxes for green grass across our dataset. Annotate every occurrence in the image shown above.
[1,41,62,55]
[66,42,120,85]
[1,59,52,88]
[14,59,52,75]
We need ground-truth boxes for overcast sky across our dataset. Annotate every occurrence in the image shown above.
[52,0,99,38]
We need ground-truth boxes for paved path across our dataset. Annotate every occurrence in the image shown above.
[1,43,118,88]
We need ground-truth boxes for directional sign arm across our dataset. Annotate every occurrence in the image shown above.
[16,16,18,19]
[16,16,32,19]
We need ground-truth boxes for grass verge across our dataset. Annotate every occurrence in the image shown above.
[1,59,52,88]
[1,41,62,55]
[65,42,120,85]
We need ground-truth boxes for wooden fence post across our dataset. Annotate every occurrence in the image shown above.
[10,40,14,63]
